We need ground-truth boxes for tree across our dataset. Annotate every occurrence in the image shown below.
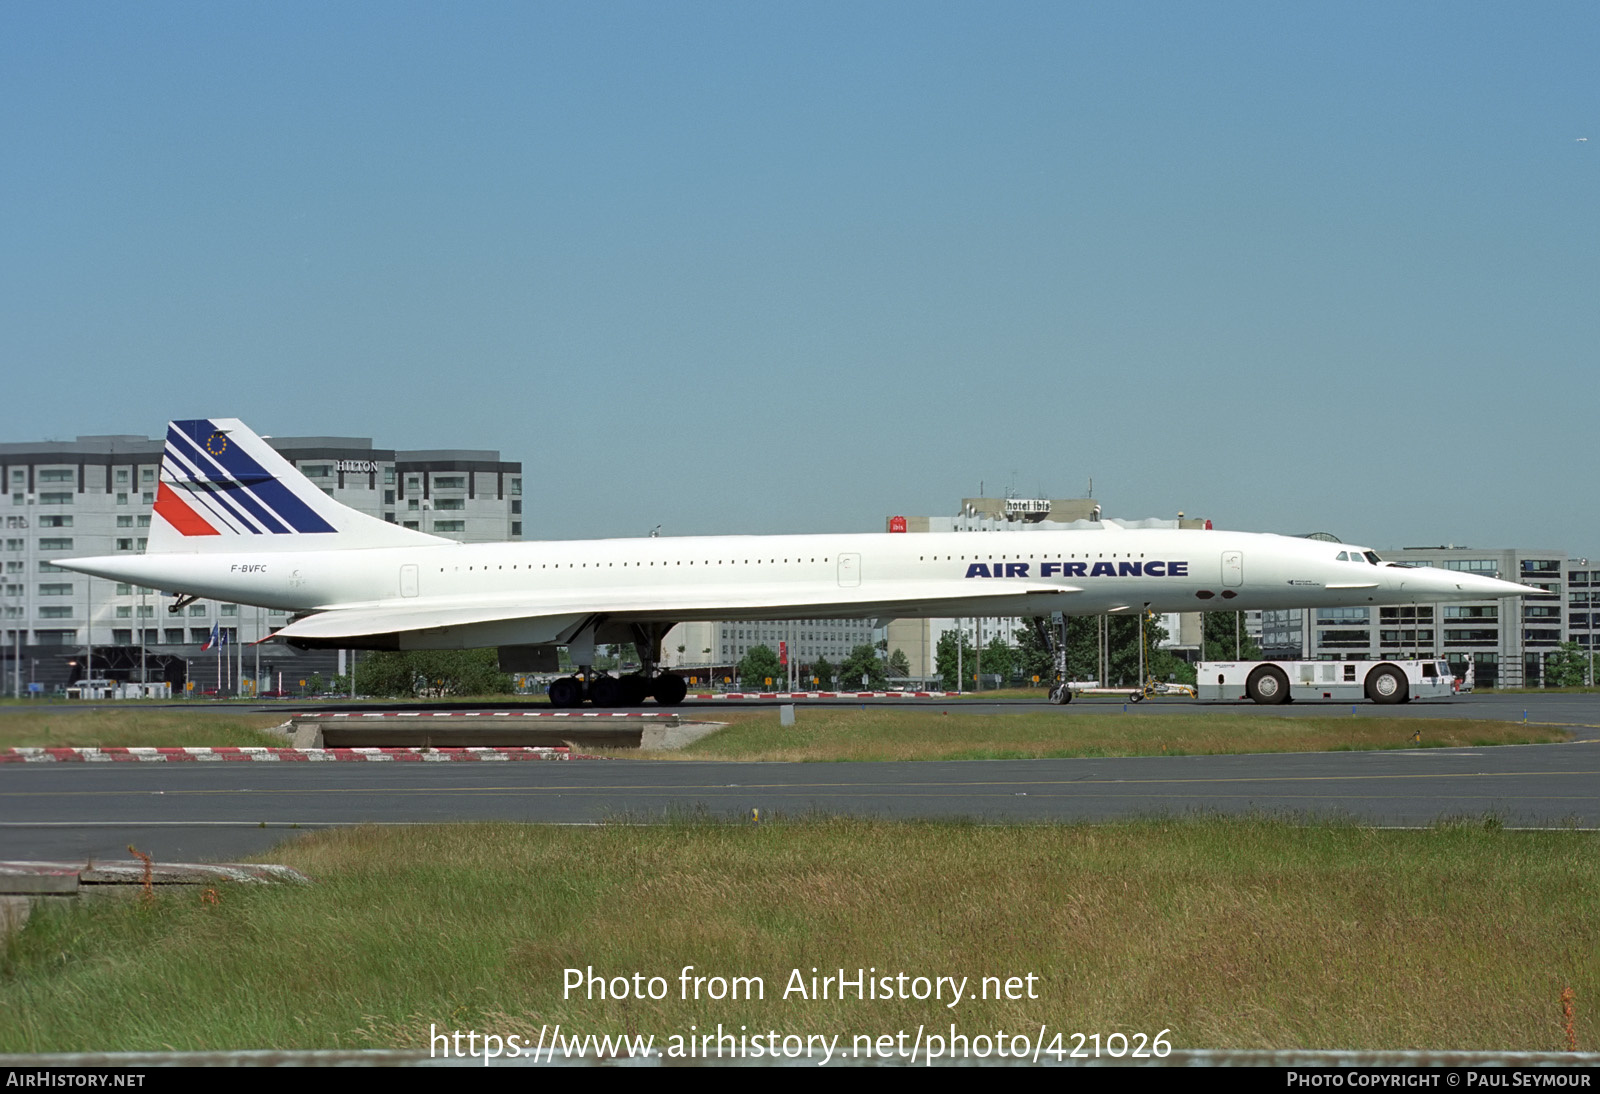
[1203,612,1262,662]
[1104,615,1146,686]
[737,644,783,689]
[1096,612,1196,686]
[837,643,887,689]
[353,649,513,698]
[353,653,417,697]
[1015,619,1055,687]
[1543,642,1590,688]
[982,634,1015,685]
[811,655,834,689]
[887,647,911,680]
[935,629,977,690]
[1043,614,1196,687]
[1062,616,1101,682]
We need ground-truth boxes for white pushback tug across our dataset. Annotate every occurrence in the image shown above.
[1197,658,1465,705]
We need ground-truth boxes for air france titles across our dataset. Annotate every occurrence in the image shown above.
[963,561,1189,579]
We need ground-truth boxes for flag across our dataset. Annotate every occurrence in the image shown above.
[202,623,220,651]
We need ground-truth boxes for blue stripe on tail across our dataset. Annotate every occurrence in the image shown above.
[168,420,336,535]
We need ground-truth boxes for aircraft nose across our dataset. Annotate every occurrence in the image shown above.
[1399,568,1533,599]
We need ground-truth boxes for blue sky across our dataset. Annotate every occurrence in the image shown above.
[4,2,1596,553]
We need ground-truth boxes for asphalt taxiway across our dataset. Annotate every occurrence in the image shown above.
[3,694,1597,862]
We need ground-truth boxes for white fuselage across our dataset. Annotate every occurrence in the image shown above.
[63,527,1521,652]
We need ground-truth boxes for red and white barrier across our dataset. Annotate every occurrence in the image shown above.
[686,691,963,700]
[0,746,581,763]
[292,710,677,719]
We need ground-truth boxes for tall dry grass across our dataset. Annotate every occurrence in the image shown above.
[2,818,1593,1053]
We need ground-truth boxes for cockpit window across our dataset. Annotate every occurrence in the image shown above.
[1364,551,1382,565]
[1336,551,1349,561]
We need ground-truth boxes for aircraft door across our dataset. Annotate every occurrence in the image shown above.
[837,553,861,588]
[400,564,419,598]
[1222,551,1243,588]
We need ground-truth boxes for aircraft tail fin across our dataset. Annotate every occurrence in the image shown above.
[148,418,449,553]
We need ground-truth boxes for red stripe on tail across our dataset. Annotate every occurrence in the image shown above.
[154,482,220,536]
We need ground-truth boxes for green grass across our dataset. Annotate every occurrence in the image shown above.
[1,705,1570,759]
[0,708,288,749]
[668,708,1567,761]
[2,819,1594,1053]
[1481,687,1600,695]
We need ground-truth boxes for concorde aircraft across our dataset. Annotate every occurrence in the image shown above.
[57,419,1533,706]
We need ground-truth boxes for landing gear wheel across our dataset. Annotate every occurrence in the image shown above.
[547,677,583,708]
[1246,665,1291,705]
[651,673,688,706]
[1051,684,1073,704]
[618,674,651,706]
[588,676,622,707]
[1365,665,1409,705]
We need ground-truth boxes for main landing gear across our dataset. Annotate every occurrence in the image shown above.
[545,621,689,708]
[547,672,688,709]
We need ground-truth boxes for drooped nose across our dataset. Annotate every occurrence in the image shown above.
[1395,567,1532,600]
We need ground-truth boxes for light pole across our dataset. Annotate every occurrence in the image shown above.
[966,614,979,690]
[16,504,31,697]
[7,543,17,699]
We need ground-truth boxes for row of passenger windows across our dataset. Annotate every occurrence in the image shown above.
[438,558,836,572]
[433,551,1163,573]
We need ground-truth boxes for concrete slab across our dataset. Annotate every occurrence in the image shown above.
[284,711,717,750]
[0,860,310,889]
[640,720,726,751]
[0,896,30,936]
